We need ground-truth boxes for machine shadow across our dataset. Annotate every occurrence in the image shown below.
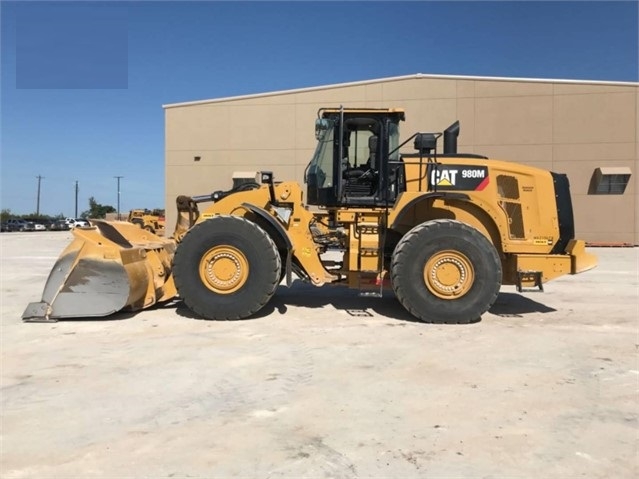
[173,282,557,324]
[489,292,557,317]
[264,282,421,322]
[48,300,177,323]
[51,287,557,324]
[172,281,418,323]
[46,311,137,322]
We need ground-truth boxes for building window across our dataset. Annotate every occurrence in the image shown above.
[589,167,632,195]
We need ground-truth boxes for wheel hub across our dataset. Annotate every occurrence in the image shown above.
[423,250,475,299]
[199,246,249,294]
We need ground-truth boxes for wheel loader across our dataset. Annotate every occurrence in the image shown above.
[127,208,166,235]
[22,107,597,324]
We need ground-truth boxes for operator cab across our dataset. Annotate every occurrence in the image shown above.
[305,108,405,207]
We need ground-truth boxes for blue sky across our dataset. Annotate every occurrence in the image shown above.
[1,1,637,217]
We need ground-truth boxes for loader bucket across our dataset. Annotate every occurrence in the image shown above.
[22,220,177,322]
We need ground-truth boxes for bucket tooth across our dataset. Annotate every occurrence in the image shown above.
[22,302,56,323]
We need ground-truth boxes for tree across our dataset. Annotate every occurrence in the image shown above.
[1,209,12,222]
[81,197,116,219]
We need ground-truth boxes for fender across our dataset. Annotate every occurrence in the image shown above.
[390,192,470,229]
[241,203,294,286]
[390,191,504,253]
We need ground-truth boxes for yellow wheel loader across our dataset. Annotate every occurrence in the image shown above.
[23,108,597,324]
[127,209,166,235]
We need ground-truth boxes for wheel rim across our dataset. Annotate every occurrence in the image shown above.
[423,250,475,299]
[199,245,249,294]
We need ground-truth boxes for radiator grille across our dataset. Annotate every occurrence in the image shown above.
[497,175,524,239]
[497,175,520,200]
[502,202,525,239]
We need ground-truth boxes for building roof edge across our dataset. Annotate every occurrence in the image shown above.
[162,73,639,109]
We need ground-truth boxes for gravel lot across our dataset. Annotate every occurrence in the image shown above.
[1,231,637,478]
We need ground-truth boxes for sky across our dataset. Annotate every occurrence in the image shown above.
[1,0,637,218]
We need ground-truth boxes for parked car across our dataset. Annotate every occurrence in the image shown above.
[33,219,54,230]
[23,221,36,232]
[51,220,71,231]
[2,219,30,232]
[33,223,47,231]
[70,218,90,228]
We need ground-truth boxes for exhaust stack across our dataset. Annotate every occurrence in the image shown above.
[443,121,460,155]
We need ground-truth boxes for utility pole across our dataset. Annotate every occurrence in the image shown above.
[114,176,124,220]
[36,175,44,216]
[74,180,79,218]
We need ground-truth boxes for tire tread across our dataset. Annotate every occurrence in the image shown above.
[173,215,281,320]
[391,219,501,324]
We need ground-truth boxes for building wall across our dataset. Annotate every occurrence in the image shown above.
[165,75,638,244]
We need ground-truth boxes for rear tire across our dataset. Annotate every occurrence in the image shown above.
[391,219,501,324]
[143,225,155,233]
[173,215,281,320]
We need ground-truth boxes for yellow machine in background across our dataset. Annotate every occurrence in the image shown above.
[23,108,596,324]
[127,209,166,235]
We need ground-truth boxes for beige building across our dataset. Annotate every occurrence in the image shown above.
[164,73,638,244]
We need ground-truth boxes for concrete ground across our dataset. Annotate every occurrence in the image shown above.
[1,231,637,478]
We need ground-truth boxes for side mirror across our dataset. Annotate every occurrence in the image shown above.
[315,118,331,140]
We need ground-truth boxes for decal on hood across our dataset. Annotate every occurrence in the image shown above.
[429,165,490,191]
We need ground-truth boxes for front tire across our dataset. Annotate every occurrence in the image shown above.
[391,219,501,324]
[173,215,281,320]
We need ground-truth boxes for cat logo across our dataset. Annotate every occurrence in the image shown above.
[429,165,490,191]
[431,169,458,186]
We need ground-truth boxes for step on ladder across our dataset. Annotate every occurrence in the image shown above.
[516,270,544,292]
[357,269,384,298]
[355,219,385,298]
